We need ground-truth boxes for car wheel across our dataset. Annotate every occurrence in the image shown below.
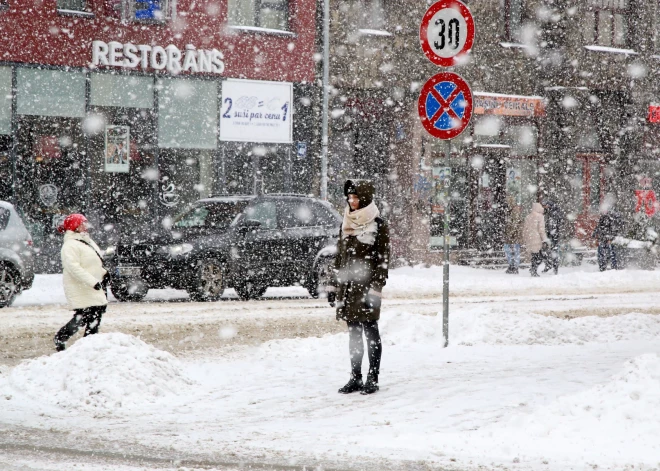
[110,277,148,302]
[306,257,333,299]
[188,258,225,302]
[0,264,19,308]
[234,280,267,300]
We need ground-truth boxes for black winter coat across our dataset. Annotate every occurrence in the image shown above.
[593,212,622,244]
[333,218,390,323]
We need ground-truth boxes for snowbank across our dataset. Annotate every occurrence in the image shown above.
[7,333,195,412]
[483,354,660,465]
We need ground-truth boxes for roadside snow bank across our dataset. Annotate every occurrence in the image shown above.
[254,308,660,360]
[494,354,660,464]
[8,333,195,411]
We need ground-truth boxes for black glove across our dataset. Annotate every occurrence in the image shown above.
[93,282,102,291]
[327,291,336,307]
[542,242,549,251]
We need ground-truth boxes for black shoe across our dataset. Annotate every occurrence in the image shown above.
[360,375,379,395]
[338,375,363,394]
[505,266,513,274]
[542,265,551,273]
[55,341,65,352]
[512,267,519,274]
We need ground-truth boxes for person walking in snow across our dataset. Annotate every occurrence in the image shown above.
[593,206,623,271]
[523,202,549,277]
[541,199,565,274]
[327,179,390,395]
[503,196,523,274]
[54,214,109,352]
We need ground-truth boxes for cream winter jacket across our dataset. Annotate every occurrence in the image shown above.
[523,202,548,253]
[61,231,108,310]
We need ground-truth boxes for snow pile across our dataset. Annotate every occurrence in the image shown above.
[8,333,195,412]
[378,309,660,347]
[453,310,660,346]
[499,354,660,462]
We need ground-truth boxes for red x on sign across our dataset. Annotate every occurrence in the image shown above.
[418,72,473,140]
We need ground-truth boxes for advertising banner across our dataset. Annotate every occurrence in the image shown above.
[104,125,130,173]
[220,79,293,144]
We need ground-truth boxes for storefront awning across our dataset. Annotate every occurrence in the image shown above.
[474,92,545,118]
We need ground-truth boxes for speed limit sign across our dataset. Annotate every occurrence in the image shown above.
[420,0,475,67]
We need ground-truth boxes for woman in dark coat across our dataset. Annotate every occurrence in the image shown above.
[327,179,390,395]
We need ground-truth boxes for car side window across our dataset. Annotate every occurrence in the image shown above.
[278,202,316,229]
[0,207,9,231]
[173,206,210,228]
[243,201,277,229]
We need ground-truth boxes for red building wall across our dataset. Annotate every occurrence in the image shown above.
[0,0,317,82]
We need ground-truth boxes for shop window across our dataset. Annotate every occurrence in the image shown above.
[0,67,11,135]
[227,0,289,31]
[57,0,88,12]
[583,0,629,47]
[91,74,154,109]
[473,115,504,146]
[17,69,86,118]
[158,78,218,149]
[503,0,523,41]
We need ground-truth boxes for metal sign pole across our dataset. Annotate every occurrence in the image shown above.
[443,139,450,347]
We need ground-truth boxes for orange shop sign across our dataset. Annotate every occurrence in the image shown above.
[474,92,545,117]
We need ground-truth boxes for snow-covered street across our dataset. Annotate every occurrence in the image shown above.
[1,265,660,471]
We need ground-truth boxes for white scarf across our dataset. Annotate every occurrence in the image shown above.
[342,202,380,245]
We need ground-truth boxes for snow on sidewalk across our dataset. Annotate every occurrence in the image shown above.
[2,305,660,471]
[12,264,660,307]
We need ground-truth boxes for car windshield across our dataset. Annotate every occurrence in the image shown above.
[172,201,249,229]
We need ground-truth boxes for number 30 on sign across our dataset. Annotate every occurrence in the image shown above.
[419,0,475,67]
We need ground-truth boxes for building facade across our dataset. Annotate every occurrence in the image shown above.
[327,0,660,264]
[0,0,319,271]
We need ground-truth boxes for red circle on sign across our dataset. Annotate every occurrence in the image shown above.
[418,72,473,140]
[420,0,475,67]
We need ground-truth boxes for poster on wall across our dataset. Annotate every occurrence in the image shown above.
[506,166,522,205]
[220,79,293,144]
[104,125,130,173]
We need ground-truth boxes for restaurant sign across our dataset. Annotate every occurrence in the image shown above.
[92,40,225,75]
[474,92,545,117]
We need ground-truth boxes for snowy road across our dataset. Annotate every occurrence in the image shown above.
[1,265,660,471]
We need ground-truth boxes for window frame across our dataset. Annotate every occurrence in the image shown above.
[503,0,523,42]
[56,0,94,16]
[227,0,290,32]
[586,0,630,47]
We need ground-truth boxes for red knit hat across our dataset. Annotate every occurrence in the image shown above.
[58,214,88,233]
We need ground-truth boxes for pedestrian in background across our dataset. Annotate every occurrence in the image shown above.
[593,205,622,271]
[327,179,390,395]
[503,196,523,274]
[541,199,565,274]
[523,202,549,277]
[54,214,109,352]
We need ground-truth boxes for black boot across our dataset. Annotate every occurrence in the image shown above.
[360,374,379,395]
[505,265,514,274]
[54,337,65,352]
[338,375,363,394]
[512,266,519,274]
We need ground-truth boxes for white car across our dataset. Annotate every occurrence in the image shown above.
[0,201,35,307]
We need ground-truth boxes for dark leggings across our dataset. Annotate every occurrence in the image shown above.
[347,320,382,380]
[55,305,106,345]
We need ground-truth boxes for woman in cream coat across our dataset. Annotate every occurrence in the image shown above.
[54,214,108,352]
[523,202,549,277]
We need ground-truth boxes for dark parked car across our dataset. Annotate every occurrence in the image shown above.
[106,194,341,302]
[0,201,35,307]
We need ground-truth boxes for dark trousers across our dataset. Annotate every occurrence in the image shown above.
[598,242,618,271]
[54,305,106,346]
[548,238,560,271]
[347,320,382,380]
[530,251,543,276]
